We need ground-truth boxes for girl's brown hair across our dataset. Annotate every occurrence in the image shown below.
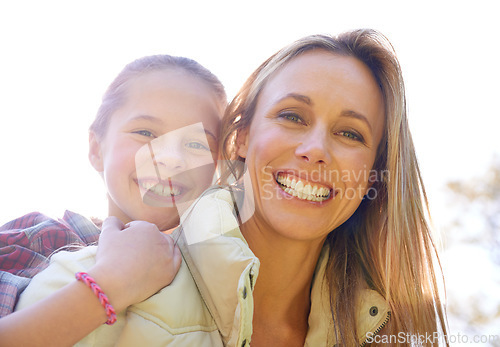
[90,55,226,139]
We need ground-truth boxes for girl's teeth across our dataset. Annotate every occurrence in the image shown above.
[143,181,154,190]
[165,186,177,196]
[140,182,181,196]
[154,185,162,195]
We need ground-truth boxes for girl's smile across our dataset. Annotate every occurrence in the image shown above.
[89,68,222,230]
[134,122,216,208]
[136,178,187,207]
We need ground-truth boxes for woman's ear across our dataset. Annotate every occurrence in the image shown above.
[88,132,104,172]
[236,128,249,159]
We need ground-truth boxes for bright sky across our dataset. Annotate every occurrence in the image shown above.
[1,0,499,228]
[1,0,500,337]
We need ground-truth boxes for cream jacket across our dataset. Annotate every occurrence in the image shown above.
[17,188,390,346]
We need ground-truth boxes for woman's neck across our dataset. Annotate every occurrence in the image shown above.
[241,218,326,346]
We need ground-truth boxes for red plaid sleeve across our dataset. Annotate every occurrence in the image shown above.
[0,211,101,316]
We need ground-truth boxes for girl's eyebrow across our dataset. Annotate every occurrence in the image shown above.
[203,129,217,141]
[130,115,163,124]
[130,114,217,141]
[190,126,217,142]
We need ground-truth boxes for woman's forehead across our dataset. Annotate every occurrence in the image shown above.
[253,50,385,143]
[262,52,384,113]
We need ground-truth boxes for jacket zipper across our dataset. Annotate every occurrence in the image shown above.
[359,311,391,347]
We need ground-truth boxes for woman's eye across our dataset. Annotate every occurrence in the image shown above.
[336,131,364,142]
[278,112,303,124]
[185,141,210,151]
[133,130,155,138]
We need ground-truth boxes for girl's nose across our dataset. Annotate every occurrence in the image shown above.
[149,137,186,172]
[294,128,331,165]
[157,150,186,170]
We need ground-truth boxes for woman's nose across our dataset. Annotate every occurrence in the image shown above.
[294,128,331,165]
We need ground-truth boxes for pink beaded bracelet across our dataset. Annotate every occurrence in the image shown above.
[75,272,117,325]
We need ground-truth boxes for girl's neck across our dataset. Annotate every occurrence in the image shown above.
[240,218,326,346]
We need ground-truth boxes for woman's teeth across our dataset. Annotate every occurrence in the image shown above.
[276,174,331,202]
[140,181,181,196]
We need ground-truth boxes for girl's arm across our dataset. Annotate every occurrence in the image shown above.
[0,217,182,347]
[0,280,114,346]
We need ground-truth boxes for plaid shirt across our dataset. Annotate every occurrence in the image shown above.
[0,211,100,317]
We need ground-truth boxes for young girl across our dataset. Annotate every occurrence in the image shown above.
[15,29,448,346]
[0,54,226,346]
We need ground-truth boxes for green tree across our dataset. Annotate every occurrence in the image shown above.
[443,156,500,344]
[446,156,500,261]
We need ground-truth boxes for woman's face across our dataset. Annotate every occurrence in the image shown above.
[89,69,221,231]
[237,50,385,241]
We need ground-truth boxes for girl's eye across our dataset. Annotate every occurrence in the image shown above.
[336,131,364,142]
[278,112,304,124]
[133,130,155,138]
[185,141,210,151]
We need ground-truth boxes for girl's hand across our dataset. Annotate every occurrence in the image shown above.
[88,216,182,312]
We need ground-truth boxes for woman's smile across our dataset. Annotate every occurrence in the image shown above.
[275,172,334,202]
[237,50,385,241]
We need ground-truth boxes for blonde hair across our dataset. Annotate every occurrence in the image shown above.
[219,29,448,345]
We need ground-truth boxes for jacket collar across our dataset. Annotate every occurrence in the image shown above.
[304,245,391,345]
[177,188,390,346]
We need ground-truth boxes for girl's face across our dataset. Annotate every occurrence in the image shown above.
[89,69,222,231]
[237,50,385,241]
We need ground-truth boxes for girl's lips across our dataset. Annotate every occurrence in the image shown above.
[274,172,335,202]
[138,179,183,197]
[135,178,190,206]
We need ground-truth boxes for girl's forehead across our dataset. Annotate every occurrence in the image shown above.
[128,69,208,93]
[110,69,222,134]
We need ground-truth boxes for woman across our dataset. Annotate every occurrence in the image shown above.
[16,29,448,346]
[217,30,446,345]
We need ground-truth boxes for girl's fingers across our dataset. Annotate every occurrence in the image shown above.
[100,216,125,234]
[123,220,148,229]
[172,244,182,269]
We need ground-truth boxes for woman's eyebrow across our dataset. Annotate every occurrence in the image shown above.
[276,94,373,132]
[340,110,372,133]
[277,93,312,105]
